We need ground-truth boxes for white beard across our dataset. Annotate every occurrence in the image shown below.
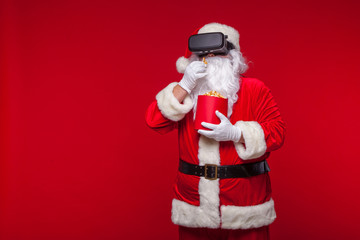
[190,50,243,118]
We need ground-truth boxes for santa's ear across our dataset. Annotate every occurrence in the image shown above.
[176,57,190,74]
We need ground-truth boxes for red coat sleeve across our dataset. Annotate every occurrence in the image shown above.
[145,100,178,135]
[233,79,285,160]
[254,82,286,152]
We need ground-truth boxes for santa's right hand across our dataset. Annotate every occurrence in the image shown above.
[178,61,207,94]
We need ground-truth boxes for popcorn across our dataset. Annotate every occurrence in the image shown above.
[203,90,226,99]
[202,57,208,65]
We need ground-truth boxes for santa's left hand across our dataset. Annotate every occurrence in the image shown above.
[198,111,242,142]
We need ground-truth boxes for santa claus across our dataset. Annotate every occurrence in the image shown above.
[146,23,285,240]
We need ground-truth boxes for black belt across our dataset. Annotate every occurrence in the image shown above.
[179,159,270,180]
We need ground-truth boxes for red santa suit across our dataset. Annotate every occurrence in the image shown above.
[145,77,285,230]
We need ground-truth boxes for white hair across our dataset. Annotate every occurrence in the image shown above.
[190,49,248,118]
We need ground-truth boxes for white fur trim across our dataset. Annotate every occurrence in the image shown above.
[176,56,190,74]
[156,82,193,121]
[233,121,267,160]
[221,198,276,229]
[171,178,220,228]
[171,136,221,228]
[198,23,240,50]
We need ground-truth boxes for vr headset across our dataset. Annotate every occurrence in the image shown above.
[188,32,235,57]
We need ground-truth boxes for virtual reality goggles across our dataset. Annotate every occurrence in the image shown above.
[188,32,235,57]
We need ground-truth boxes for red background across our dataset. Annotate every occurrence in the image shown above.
[1,0,360,239]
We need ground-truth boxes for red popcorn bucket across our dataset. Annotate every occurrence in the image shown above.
[194,95,228,130]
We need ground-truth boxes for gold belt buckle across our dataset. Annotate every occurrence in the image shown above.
[204,164,218,180]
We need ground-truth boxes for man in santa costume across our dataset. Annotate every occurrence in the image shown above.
[145,23,285,240]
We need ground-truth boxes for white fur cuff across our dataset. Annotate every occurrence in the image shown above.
[221,198,276,229]
[233,121,267,160]
[156,82,193,121]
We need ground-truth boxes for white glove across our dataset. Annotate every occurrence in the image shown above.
[198,111,242,142]
[178,61,207,94]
